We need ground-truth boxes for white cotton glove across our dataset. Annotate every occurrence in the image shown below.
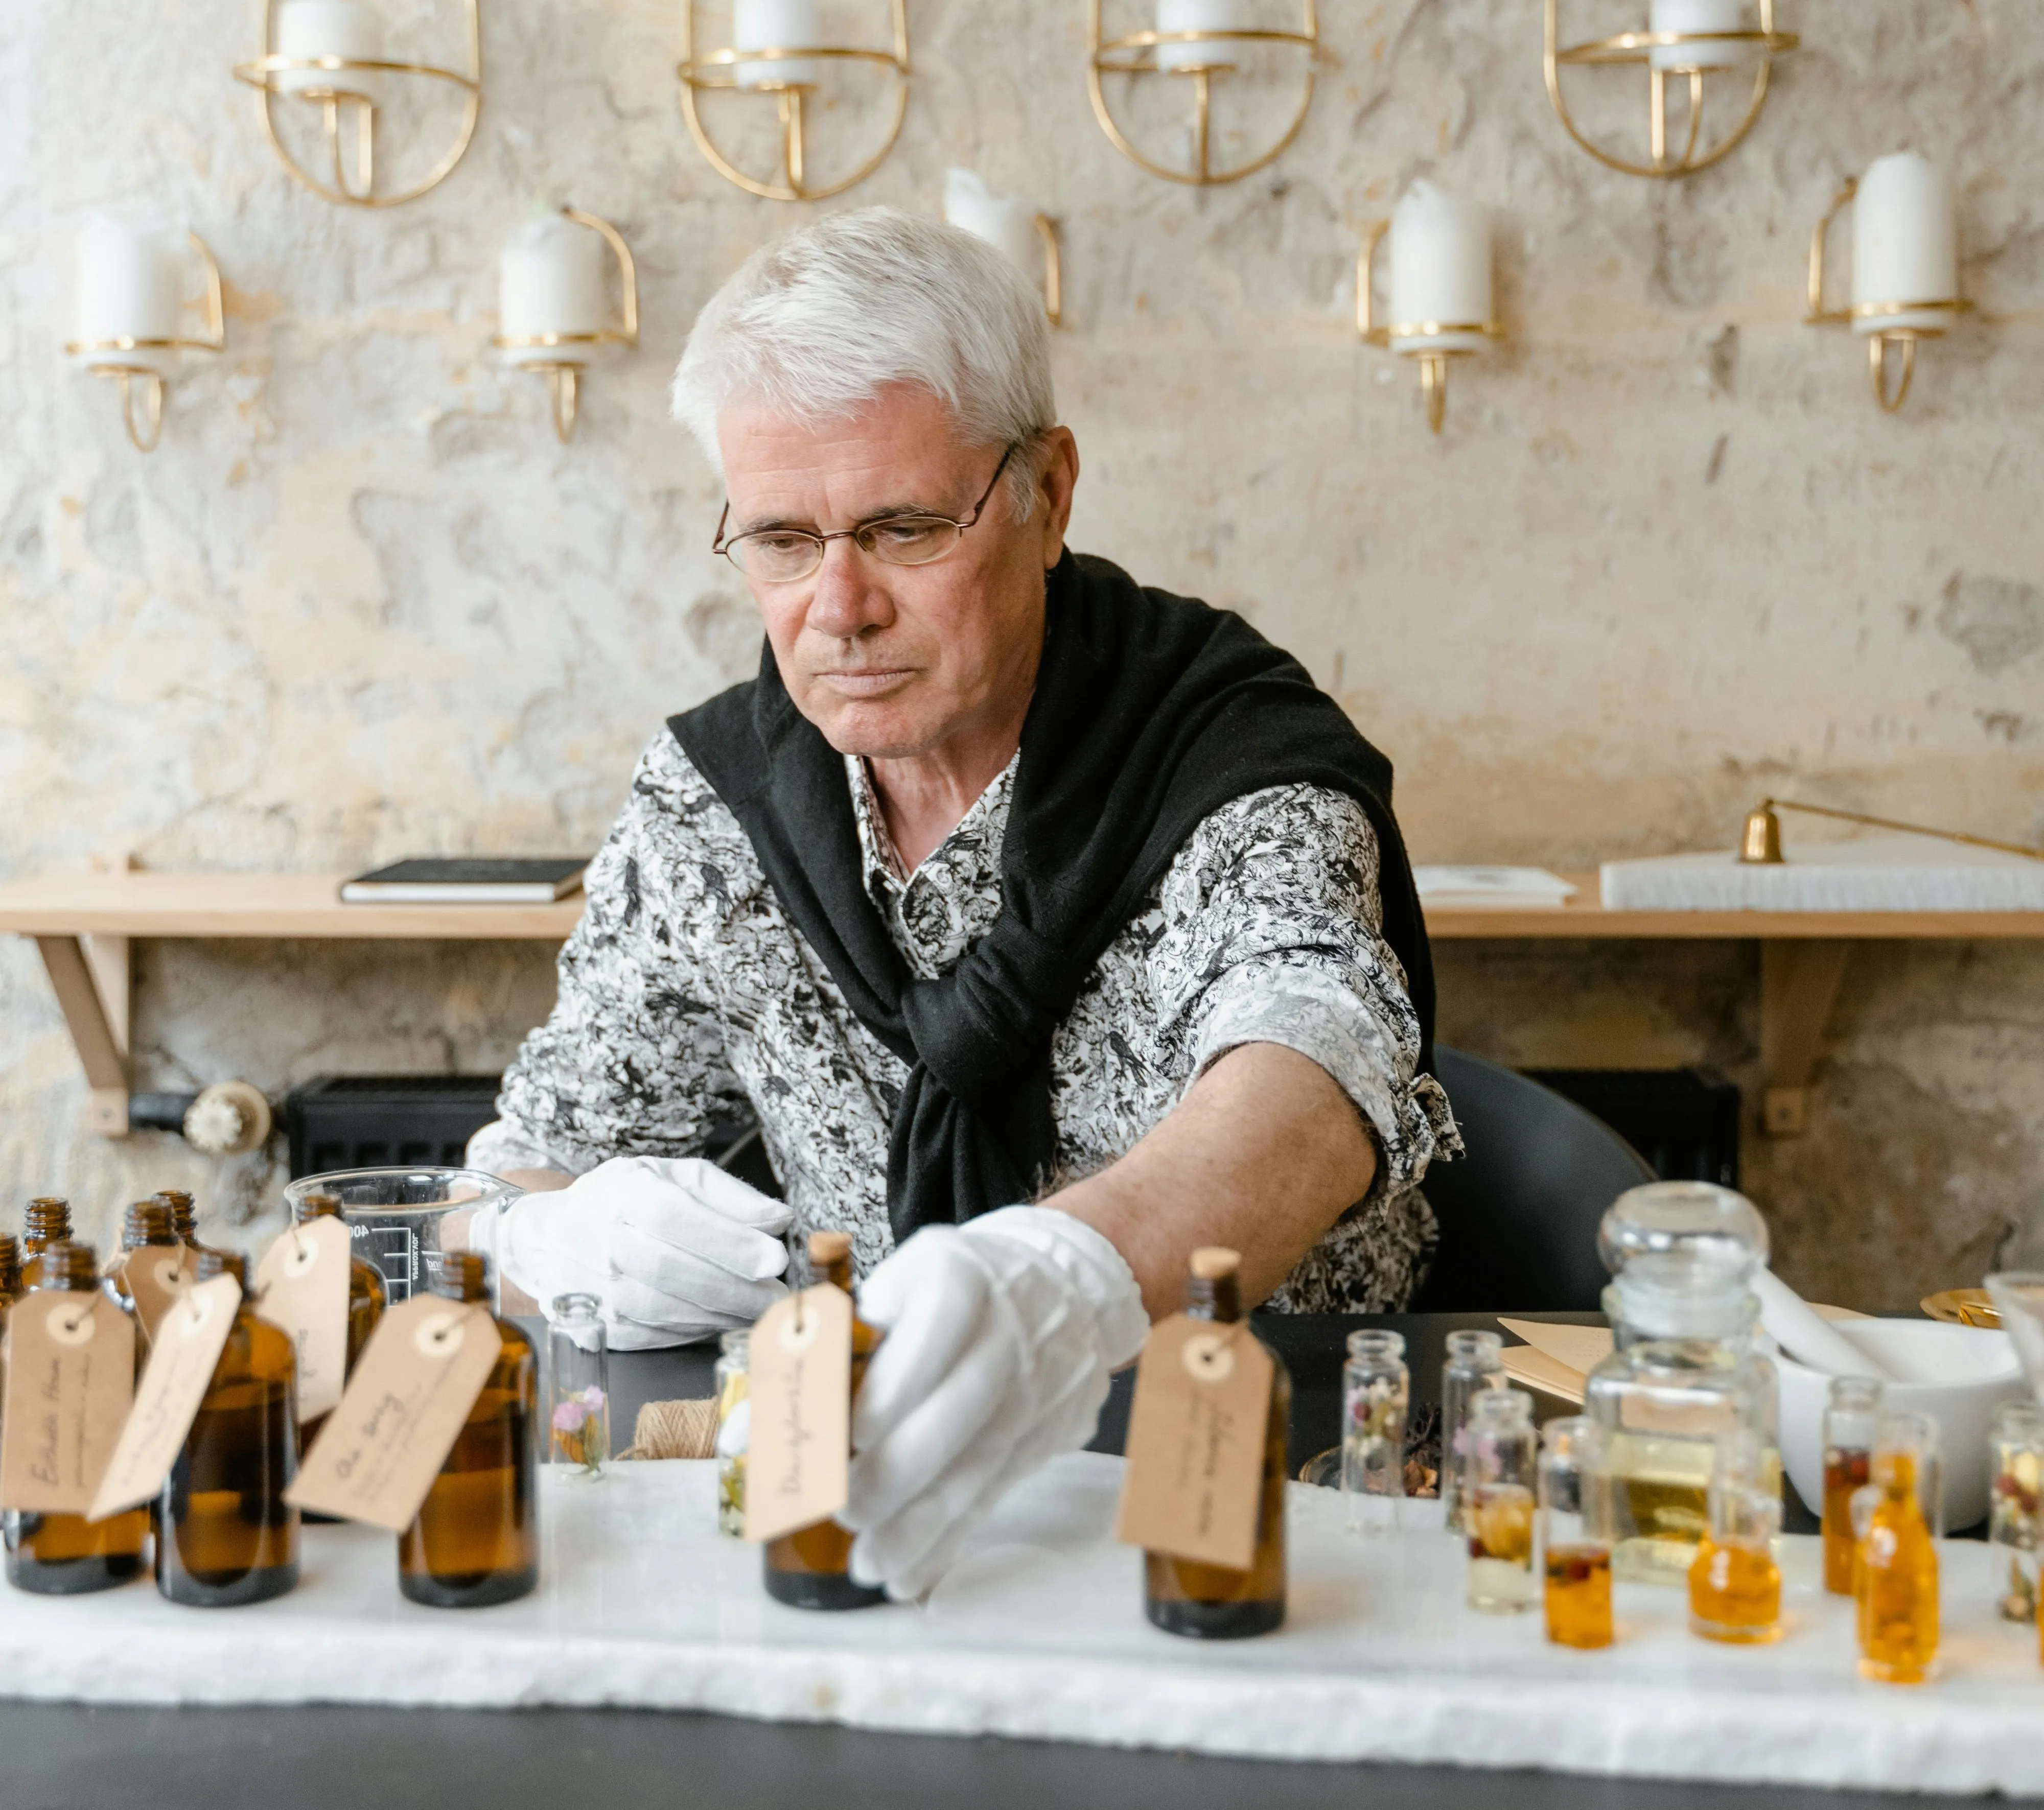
[840,1207,1149,1602]
[469,1156,793,1349]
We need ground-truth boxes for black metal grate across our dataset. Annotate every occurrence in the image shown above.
[285,1075,504,1179]
[1520,1067,1740,1190]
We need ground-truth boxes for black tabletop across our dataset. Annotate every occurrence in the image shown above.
[0,1312,1979,1809]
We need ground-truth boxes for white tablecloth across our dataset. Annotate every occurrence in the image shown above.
[4,1454,2040,1796]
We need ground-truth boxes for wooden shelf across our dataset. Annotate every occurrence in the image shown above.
[7,868,2041,1143]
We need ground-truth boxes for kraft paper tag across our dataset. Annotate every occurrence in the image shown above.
[87,1275,241,1523]
[286,1295,498,1532]
[743,1283,852,1545]
[256,1217,352,1422]
[1114,1314,1274,1572]
[119,1247,193,1346]
[0,1292,136,1515]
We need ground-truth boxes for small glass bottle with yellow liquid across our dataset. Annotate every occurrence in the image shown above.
[4,1241,150,1595]
[1465,1388,1538,1613]
[765,1231,887,1611]
[1688,1428,1782,1643]
[1822,1376,1880,1597]
[1856,1409,1941,1685]
[1538,1415,1612,1649]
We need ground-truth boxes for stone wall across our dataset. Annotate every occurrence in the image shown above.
[2,0,2039,1306]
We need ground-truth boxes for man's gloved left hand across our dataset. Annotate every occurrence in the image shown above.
[840,1207,1148,1601]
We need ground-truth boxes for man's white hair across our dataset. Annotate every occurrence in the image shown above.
[670,206,1056,516]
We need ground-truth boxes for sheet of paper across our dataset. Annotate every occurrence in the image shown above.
[1115,1314,1273,1572]
[1498,1319,1614,1377]
[744,1283,852,1545]
[1501,1345,1586,1405]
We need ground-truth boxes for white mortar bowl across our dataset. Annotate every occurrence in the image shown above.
[1775,1320,2026,1532]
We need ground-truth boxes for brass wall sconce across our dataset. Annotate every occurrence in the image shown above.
[1544,0,1797,179]
[494,208,639,444]
[1805,152,1970,414]
[65,222,226,453]
[1087,0,1318,186]
[234,0,483,208]
[676,1,910,202]
[1356,187,1502,435]
[942,171,1062,327]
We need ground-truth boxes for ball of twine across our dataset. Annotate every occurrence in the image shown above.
[620,1396,718,1460]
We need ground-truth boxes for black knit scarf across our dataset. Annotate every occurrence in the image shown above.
[670,550,1434,1243]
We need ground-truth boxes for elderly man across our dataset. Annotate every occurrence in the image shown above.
[465,206,1457,1599]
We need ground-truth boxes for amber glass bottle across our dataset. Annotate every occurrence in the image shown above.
[153,1190,197,1247]
[765,1230,887,1611]
[398,1251,537,1607]
[114,1200,183,1315]
[0,1234,21,1307]
[157,1249,300,1607]
[1144,1248,1290,1639]
[5,1241,149,1595]
[20,1198,72,1289]
[290,1192,387,1455]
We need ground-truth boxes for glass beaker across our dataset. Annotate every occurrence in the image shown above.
[1342,1330,1408,1537]
[546,1294,609,1480]
[285,1167,521,1307]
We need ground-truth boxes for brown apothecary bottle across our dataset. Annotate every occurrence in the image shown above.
[153,1190,197,1245]
[289,1192,387,1455]
[1143,1247,1290,1639]
[20,1198,72,1290]
[399,1251,537,1608]
[5,1240,149,1595]
[0,1234,21,1307]
[157,1249,300,1607]
[764,1230,886,1611]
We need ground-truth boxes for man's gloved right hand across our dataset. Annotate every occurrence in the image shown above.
[469,1156,793,1348]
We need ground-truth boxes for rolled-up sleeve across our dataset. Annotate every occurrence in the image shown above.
[468,740,747,1178]
[1155,784,1460,1203]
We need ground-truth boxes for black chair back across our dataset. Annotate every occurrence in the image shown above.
[1411,1046,1656,1312]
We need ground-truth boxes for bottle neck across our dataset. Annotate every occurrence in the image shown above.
[23,1200,71,1250]
[30,1242,99,1291]
[1184,1273,1242,1324]
[294,1195,343,1228]
[123,1201,179,1248]
[434,1251,492,1303]
[814,1252,854,1295]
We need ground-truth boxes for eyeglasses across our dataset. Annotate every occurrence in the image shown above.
[711,443,1018,584]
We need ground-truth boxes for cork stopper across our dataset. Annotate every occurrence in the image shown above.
[808,1231,852,1265]
[1189,1247,1240,1281]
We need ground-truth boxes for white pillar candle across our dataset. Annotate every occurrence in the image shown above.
[1850,151,1959,334]
[74,219,184,375]
[1387,182,1493,355]
[499,215,611,367]
[943,170,1043,285]
[733,0,832,91]
[274,0,385,97]
[1154,0,1250,74]
[1648,0,1750,72]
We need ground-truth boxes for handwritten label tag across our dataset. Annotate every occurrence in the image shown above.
[118,1247,192,1346]
[286,1295,498,1532]
[87,1275,241,1523]
[743,1283,852,1545]
[0,1293,136,1515]
[255,1217,352,1422]
[1114,1313,1274,1571]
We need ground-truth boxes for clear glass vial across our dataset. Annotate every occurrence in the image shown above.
[1465,1388,1538,1613]
[1440,1329,1506,1535]
[714,1329,750,1538]
[1689,1428,1783,1644]
[1585,1247,1775,1585]
[547,1292,610,1480]
[157,1249,300,1608]
[1987,1400,2044,1624]
[1539,1415,1612,1649]
[400,1252,539,1608]
[1857,1409,1941,1684]
[1341,1329,1408,1537]
[1823,1376,1882,1596]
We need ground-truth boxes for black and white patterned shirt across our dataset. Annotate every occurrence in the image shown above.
[469,731,1460,1311]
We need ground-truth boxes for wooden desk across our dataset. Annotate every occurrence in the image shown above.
[6,869,2042,1138]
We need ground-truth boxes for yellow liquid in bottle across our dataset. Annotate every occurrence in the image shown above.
[1689,1537,1783,1643]
[1544,1544,1614,1649]
[1859,1454,1938,1684]
[1607,1432,1712,1583]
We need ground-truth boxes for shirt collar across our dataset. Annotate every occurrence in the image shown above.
[845,751,1018,896]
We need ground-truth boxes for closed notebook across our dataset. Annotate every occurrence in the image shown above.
[339,858,589,904]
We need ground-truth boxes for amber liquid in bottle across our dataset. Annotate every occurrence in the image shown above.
[765,1230,887,1611]
[1823,1446,1872,1596]
[1544,1544,1614,1650]
[157,1250,300,1607]
[1144,1248,1290,1640]
[5,1241,150,1595]
[1859,1450,1938,1684]
[1688,1537,1783,1643]
[399,1251,538,1608]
